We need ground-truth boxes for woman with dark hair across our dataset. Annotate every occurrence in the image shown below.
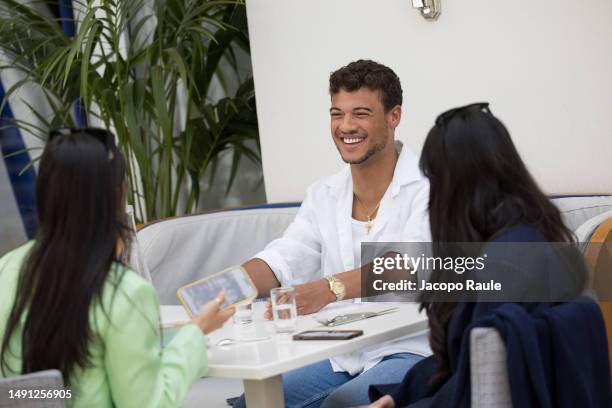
[0,128,234,406]
[418,102,576,384]
[365,103,609,407]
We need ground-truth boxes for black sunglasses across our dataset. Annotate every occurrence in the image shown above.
[435,102,491,127]
[49,127,116,160]
[49,127,115,146]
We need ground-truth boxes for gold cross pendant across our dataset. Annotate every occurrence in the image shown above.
[366,218,373,234]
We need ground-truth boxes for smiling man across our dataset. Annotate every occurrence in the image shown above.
[234,60,431,408]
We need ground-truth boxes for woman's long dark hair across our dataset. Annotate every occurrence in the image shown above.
[419,103,575,382]
[0,128,130,384]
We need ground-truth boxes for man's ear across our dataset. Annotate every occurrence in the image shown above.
[387,105,402,129]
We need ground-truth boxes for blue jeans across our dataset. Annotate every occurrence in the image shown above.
[232,352,423,408]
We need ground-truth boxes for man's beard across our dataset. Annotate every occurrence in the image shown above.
[339,136,388,165]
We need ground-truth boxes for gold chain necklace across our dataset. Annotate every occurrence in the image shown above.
[353,193,383,234]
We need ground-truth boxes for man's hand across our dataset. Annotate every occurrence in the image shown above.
[264,278,335,319]
[295,278,336,315]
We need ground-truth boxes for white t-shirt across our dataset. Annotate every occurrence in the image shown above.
[255,142,432,375]
[352,218,368,268]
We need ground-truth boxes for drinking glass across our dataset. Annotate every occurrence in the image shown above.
[270,287,298,333]
[233,303,254,325]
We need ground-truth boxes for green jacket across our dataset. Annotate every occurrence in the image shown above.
[0,242,208,407]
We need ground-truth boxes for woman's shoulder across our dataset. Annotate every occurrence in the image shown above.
[106,264,153,294]
[0,242,35,282]
[0,241,35,265]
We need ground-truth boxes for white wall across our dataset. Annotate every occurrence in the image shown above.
[246,0,612,202]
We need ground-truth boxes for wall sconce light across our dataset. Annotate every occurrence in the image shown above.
[412,0,441,21]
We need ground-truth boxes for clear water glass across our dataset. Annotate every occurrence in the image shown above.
[233,303,254,325]
[270,287,298,333]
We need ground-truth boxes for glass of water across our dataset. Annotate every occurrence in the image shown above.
[233,303,254,325]
[270,287,298,333]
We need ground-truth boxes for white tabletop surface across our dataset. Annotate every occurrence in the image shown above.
[161,302,428,381]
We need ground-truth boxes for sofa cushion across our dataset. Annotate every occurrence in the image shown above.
[552,195,612,231]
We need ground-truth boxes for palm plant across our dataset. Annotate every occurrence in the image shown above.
[0,0,260,222]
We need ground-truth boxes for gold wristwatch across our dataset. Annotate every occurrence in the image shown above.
[326,275,346,301]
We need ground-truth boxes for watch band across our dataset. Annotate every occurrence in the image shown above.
[326,275,346,301]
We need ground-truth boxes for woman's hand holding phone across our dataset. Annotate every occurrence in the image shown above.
[192,290,235,334]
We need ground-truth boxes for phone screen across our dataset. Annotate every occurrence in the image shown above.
[178,266,257,315]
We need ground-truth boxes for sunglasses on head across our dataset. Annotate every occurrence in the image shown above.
[49,128,116,160]
[435,102,491,127]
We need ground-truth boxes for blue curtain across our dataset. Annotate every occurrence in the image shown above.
[0,80,38,238]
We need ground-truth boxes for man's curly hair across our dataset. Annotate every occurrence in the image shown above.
[329,59,403,112]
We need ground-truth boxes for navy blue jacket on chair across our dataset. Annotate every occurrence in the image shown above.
[369,225,612,407]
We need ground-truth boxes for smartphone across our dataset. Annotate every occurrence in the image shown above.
[292,330,364,341]
[177,265,257,317]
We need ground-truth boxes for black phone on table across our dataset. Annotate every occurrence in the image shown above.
[292,330,363,340]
